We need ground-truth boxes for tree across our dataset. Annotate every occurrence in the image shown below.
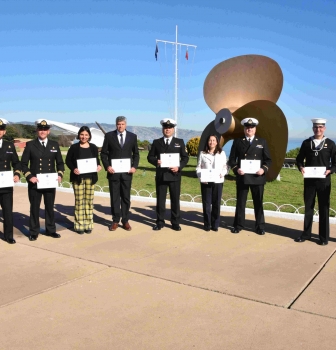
[186,137,200,156]
[3,125,19,141]
[286,147,300,158]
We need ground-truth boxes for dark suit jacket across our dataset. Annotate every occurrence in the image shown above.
[65,142,101,184]
[100,130,139,180]
[21,139,65,182]
[228,136,272,185]
[147,137,189,182]
[0,140,21,193]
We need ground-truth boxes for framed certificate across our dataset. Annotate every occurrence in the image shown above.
[77,158,97,174]
[200,169,219,182]
[304,166,326,178]
[240,160,261,174]
[37,173,59,189]
[160,153,180,168]
[0,171,14,188]
[111,158,131,173]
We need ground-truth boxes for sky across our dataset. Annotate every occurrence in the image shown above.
[0,0,336,138]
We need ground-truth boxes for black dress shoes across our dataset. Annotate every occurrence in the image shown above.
[153,224,163,231]
[29,235,38,241]
[294,237,306,243]
[231,227,240,234]
[76,230,85,235]
[6,238,16,244]
[85,229,92,234]
[318,240,328,246]
[204,226,210,232]
[211,227,218,232]
[256,229,266,235]
[48,233,61,238]
[172,225,182,231]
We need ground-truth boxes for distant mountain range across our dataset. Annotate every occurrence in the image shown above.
[17,121,202,142]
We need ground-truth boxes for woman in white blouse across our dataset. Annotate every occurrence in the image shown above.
[196,135,227,231]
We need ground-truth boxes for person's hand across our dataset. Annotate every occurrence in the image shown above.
[325,169,331,176]
[29,177,38,184]
[129,167,136,174]
[13,175,20,183]
[170,167,179,173]
[237,168,245,175]
[97,165,102,172]
[300,167,305,176]
[107,166,115,174]
[74,168,80,175]
[256,168,265,176]
[157,160,162,166]
[58,176,62,183]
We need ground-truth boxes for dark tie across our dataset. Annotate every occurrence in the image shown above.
[120,133,124,148]
[42,141,46,149]
[166,139,169,146]
[248,138,251,144]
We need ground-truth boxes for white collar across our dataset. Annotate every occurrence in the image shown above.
[244,135,255,141]
[38,138,48,144]
[117,130,126,136]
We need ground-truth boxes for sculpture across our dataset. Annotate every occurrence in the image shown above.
[200,54,288,181]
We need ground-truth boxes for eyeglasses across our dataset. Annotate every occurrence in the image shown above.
[313,126,325,129]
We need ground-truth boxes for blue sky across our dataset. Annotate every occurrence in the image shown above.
[0,0,336,138]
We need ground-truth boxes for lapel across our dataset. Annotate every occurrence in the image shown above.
[160,137,166,149]
[112,130,122,149]
[33,138,46,155]
[122,130,131,148]
[166,137,175,152]
[246,137,258,155]
[0,140,7,157]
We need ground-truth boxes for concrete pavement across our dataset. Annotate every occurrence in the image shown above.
[1,186,336,349]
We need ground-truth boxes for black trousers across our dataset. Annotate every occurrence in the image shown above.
[108,178,131,224]
[28,186,56,236]
[303,180,330,243]
[200,182,223,229]
[233,182,265,230]
[156,179,181,226]
[0,191,14,240]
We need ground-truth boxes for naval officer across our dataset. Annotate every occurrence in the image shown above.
[21,119,65,241]
[295,118,336,245]
[228,118,272,235]
[147,119,189,231]
[0,119,21,244]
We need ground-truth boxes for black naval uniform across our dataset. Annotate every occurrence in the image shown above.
[0,141,21,241]
[296,137,336,243]
[229,136,272,231]
[147,137,189,227]
[21,139,64,237]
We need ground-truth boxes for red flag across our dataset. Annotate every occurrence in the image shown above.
[185,50,189,60]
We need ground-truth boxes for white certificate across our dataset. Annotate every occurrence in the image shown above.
[240,160,261,174]
[111,158,131,173]
[0,171,14,188]
[77,158,97,174]
[37,173,58,189]
[160,153,180,168]
[304,166,326,178]
[200,169,219,182]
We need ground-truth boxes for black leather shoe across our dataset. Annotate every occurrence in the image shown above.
[294,237,306,243]
[256,229,266,235]
[6,238,16,244]
[49,233,61,238]
[318,240,328,246]
[172,225,182,231]
[85,229,92,234]
[211,227,218,232]
[231,227,240,234]
[29,235,38,241]
[153,224,163,231]
[76,230,85,235]
[204,226,210,232]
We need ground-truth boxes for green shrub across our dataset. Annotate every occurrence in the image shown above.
[186,137,200,156]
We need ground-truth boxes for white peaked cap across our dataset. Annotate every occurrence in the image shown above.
[311,118,327,124]
[241,117,259,126]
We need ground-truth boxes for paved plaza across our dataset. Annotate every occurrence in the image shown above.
[1,186,336,349]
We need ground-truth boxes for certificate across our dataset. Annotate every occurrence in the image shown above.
[111,158,131,173]
[37,173,58,189]
[77,158,97,174]
[160,153,180,168]
[304,166,326,178]
[240,160,261,174]
[200,169,219,182]
[0,171,14,188]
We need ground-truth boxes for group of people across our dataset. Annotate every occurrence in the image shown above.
[0,116,334,247]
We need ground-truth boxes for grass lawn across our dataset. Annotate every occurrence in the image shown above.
[22,151,336,215]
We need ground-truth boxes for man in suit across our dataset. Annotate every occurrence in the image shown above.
[295,118,336,246]
[147,119,189,231]
[21,119,65,241]
[101,116,139,231]
[228,118,272,235]
[0,119,21,244]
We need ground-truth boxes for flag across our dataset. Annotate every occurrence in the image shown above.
[185,49,189,60]
[155,44,158,61]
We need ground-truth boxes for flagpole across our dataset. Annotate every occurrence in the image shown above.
[156,27,197,138]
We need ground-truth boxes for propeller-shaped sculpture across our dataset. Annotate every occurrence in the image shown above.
[200,54,288,181]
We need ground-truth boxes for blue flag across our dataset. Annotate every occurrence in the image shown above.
[155,44,158,61]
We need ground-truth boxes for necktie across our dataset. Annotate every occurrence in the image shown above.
[248,138,251,144]
[120,133,124,148]
[166,139,169,146]
[42,141,46,149]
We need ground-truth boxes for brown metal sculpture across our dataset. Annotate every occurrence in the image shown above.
[200,54,288,181]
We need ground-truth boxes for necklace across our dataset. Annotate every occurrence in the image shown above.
[311,138,326,156]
